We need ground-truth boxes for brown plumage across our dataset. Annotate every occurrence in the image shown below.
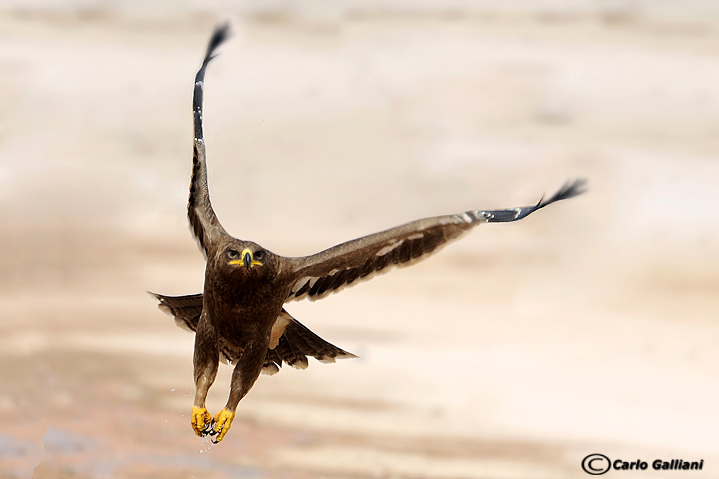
[151,25,586,443]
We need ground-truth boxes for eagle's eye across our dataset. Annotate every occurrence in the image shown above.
[254,250,265,260]
[228,249,239,259]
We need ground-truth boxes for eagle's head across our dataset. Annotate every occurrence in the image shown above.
[211,240,279,284]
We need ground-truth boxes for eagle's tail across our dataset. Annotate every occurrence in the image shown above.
[262,312,357,375]
[148,292,356,374]
[148,292,203,332]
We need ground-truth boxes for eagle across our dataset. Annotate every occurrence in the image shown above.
[150,25,586,444]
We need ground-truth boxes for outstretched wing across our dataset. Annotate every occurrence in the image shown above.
[187,24,231,257]
[286,179,586,302]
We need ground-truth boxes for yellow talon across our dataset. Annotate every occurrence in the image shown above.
[213,408,235,443]
[191,406,212,437]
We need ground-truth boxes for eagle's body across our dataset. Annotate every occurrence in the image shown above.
[151,25,586,443]
[202,243,287,350]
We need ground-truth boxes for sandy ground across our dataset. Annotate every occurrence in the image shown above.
[1,3,719,478]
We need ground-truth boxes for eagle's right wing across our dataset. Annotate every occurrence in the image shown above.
[187,25,230,257]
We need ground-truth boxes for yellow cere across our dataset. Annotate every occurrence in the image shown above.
[229,249,263,267]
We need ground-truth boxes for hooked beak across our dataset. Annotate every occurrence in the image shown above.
[230,248,263,269]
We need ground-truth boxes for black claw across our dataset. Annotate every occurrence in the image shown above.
[201,419,218,438]
[204,419,222,444]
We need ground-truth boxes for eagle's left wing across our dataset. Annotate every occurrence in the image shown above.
[285,180,586,302]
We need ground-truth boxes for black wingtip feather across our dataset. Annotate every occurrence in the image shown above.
[193,24,231,140]
[195,23,231,84]
[538,178,588,208]
[482,178,587,223]
[205,23,231,61]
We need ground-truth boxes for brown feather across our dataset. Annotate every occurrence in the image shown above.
[149,292,355,374]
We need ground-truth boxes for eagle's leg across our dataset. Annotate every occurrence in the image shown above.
[191,314,219,437]
[211,343,266,443]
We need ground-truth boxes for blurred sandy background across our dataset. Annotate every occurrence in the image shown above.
[1,1,719,478]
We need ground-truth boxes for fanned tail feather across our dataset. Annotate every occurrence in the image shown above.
[263,316,357,375]
[148,292,203,332]
[148,292,355,374]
